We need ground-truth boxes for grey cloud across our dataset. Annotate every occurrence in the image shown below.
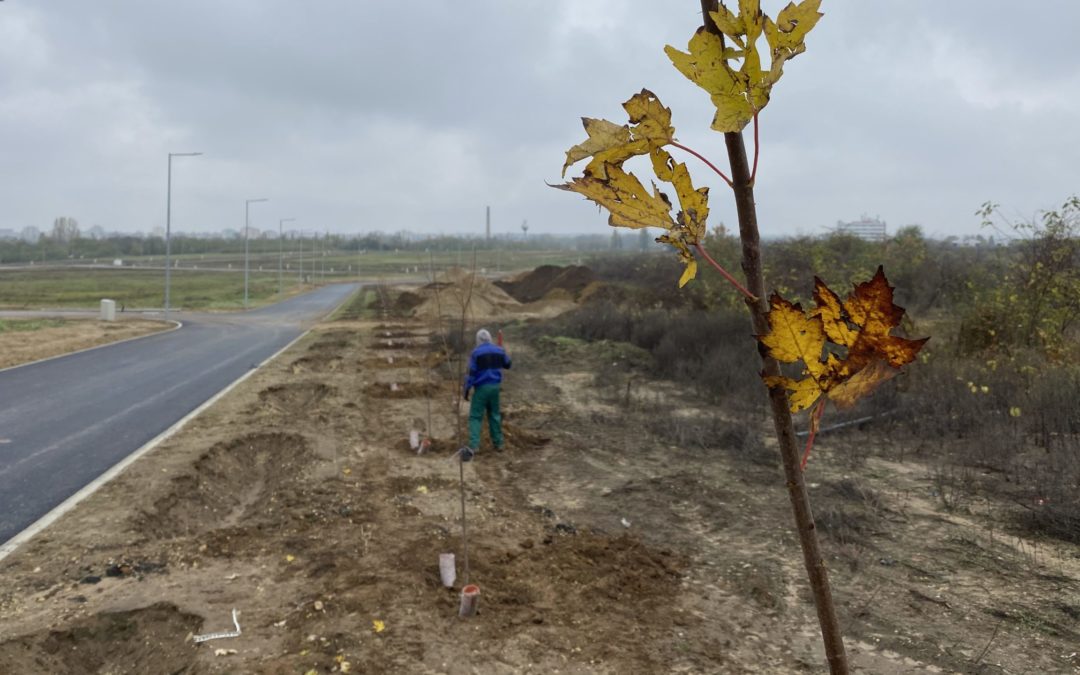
[1,1,1078,238]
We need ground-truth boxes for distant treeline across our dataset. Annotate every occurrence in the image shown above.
[0,231,630,264]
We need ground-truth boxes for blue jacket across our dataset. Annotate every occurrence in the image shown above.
[464,342,511,393]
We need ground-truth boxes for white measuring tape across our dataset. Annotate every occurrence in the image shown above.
[194,609,241,643]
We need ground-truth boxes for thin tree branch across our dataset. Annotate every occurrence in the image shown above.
[670,141,734,187]
[693,242,757,301]
[801,400,827,471]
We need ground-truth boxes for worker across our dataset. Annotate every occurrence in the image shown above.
[460,328,512,461]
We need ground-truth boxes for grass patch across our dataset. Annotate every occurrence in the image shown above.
[0,318,68,333]
[0,268,289,310]
[329,287,373,321]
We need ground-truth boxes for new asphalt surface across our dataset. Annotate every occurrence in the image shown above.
[0,283,358,546]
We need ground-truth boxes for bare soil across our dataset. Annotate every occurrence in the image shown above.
[0,318,170,370]
[1,284,1078,674]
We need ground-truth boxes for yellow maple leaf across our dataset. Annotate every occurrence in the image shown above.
[758,294,826,373]
[665,0,822,133]
[654,148,710,241]
[656,232,698,287]
[757,293,831,412]
[557,90,710,286]
[562,118,633,178]
[562,90,674,178]
[372,619,386,633]
[762,373,823,413]
[556,164,674,230]
[811,277,858,347]
[622,89,675,147]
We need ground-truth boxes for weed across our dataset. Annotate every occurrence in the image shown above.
[0,318,68,333]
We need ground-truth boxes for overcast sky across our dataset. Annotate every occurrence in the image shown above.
[2,1,1078,239]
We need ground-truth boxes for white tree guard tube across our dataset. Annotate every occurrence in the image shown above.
[439,553,456,588]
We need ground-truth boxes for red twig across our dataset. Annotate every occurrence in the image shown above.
[801,401,827,471]
[693,243,757,301]
[671,141,734,187]
[750,113,760,185]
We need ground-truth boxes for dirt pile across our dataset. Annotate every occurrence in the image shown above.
[0,603,202,674]
[496,264,595,303]
[259,382,336,412]
[408,267,521,320]
[137,431,312,538]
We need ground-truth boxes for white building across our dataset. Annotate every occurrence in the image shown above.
[836,216,887,241]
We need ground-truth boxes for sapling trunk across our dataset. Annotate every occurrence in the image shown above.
[698,2,849,672]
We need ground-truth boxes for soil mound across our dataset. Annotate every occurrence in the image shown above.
[367,338,416,351]
[310,329,356,351]
[577,280,631,305]
[363,382,440,399]
[394,291,424,313]
[496,265,595,303]
[137,432,311,538]
[290,353,345,372]
[409,268,521,320]
[362,355,425,369]
[259,382,336,412]
[503,422,551,450]
[0,603,202,675]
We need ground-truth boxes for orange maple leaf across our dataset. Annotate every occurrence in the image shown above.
[757,267,928,468]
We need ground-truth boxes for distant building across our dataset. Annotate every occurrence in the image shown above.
[836,216,887,241]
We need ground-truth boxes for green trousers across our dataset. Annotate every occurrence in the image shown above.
[468,384,503,450]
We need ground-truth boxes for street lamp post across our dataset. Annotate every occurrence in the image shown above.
[244,198,269,308]
[165,152,202,319]
[278,217,295,296]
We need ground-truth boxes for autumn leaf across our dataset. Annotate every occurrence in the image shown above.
[652,148,710,241]
[656,232,698,287]
[665,0,823,132]
[826,358,899,409]
[557,90,710,286]
[835,268,928,371]
[561,118,633,179]
[555,163,675,230]
[758,268,927,414]
[561,89,674,178]
[763,372,825,413]
[757,294,826,375]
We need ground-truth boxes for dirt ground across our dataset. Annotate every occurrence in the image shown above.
[1,281,1078,674]
[0,318,171,370]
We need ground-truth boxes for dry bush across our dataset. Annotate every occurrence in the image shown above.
[882,347,1080,542]
[641,406,773,467]
[537,300,761,407]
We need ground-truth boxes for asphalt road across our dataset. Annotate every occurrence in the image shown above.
[0,283,358,546]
